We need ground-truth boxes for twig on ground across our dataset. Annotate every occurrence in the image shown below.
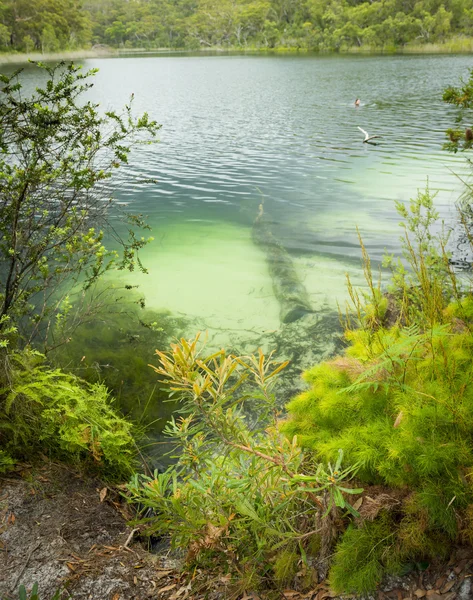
[10,541,41,592]
[123,527,139,549]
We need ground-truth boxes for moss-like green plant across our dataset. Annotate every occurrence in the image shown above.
[273,550,299,586]
[329,516,402,593]
[284,187,473,592]
[0,348,136,479]
[0,449,15,473]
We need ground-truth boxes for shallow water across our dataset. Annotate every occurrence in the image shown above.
[86,54,471,332]
[10,54,473,440]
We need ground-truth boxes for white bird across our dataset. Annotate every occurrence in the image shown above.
[357,126,382,143]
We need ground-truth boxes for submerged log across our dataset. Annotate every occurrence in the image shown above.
[252,205,313,324]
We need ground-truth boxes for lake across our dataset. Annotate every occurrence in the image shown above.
[89,54,470,336]
[10,53,473,441]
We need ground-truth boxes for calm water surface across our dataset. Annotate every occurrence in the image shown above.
[83,54,472,337]
[11,54,473,403]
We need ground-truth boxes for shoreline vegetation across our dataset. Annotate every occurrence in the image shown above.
[3,50,473,600]
[2,0,473,66]
[1,36,473,65]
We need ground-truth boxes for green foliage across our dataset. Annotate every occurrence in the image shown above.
[0,62,160,350]
[0,348,136,479]
[0,449,16,473]
[17,583,63,600]
[443,67,473,152]
[273,550,299,586]
[0,0,90,52]
[0,0,471,53]
[127,335,362,592]
[344,187,459,333]
[52,288,191,427]
[284,184,473,591]
[329,516,401,594]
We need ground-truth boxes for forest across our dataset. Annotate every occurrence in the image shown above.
[1,0,473,54]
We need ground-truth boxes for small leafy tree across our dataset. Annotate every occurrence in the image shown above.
[443,67,473,152]
[443,68,473,268]
[128,335,362,593]
[0,61,160,348]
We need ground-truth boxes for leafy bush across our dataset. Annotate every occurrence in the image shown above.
[283,190,473,592]
[0,449,15,474]
[0,348,136,479]
[127,336,362,594]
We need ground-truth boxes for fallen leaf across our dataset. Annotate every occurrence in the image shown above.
[158,583,177,594]
[8,513,15,524]
[99,487,107,502]
[353,497,363,511]
[440,580,455,594]
[155,570,173,580]
[413,590,426,598]
[133,575,138,585]
[112,594,120,600]
[66,562,76,572]
[393,411,404,428]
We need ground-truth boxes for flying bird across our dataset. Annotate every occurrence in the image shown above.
[357,126,382,143]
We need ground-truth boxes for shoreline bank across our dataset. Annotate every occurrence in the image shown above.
[1,39,473,65]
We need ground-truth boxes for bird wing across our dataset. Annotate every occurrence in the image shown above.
[357,126,369,139]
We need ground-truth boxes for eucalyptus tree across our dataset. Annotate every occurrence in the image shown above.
[0,62,160,348]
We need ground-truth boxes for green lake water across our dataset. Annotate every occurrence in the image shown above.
[11,54,473,457]
[90,54,470,344]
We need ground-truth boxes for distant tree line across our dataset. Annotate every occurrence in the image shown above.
[0,0,472,53]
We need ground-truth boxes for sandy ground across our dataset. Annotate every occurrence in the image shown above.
[1,462,473,600]
[0,462,179,599]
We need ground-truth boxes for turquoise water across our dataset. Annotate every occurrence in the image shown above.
[85,54,470,335]
[9,54,473,428]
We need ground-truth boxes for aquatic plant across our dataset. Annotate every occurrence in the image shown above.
[52,288,191,428]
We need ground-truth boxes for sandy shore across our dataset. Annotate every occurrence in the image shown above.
[0,48,117,65]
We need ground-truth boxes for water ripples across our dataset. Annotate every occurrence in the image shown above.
[83,54,473,262]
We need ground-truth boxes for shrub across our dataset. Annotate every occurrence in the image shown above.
[127,336,362,594]
[0,348,136,479]
[283,189,473,592]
